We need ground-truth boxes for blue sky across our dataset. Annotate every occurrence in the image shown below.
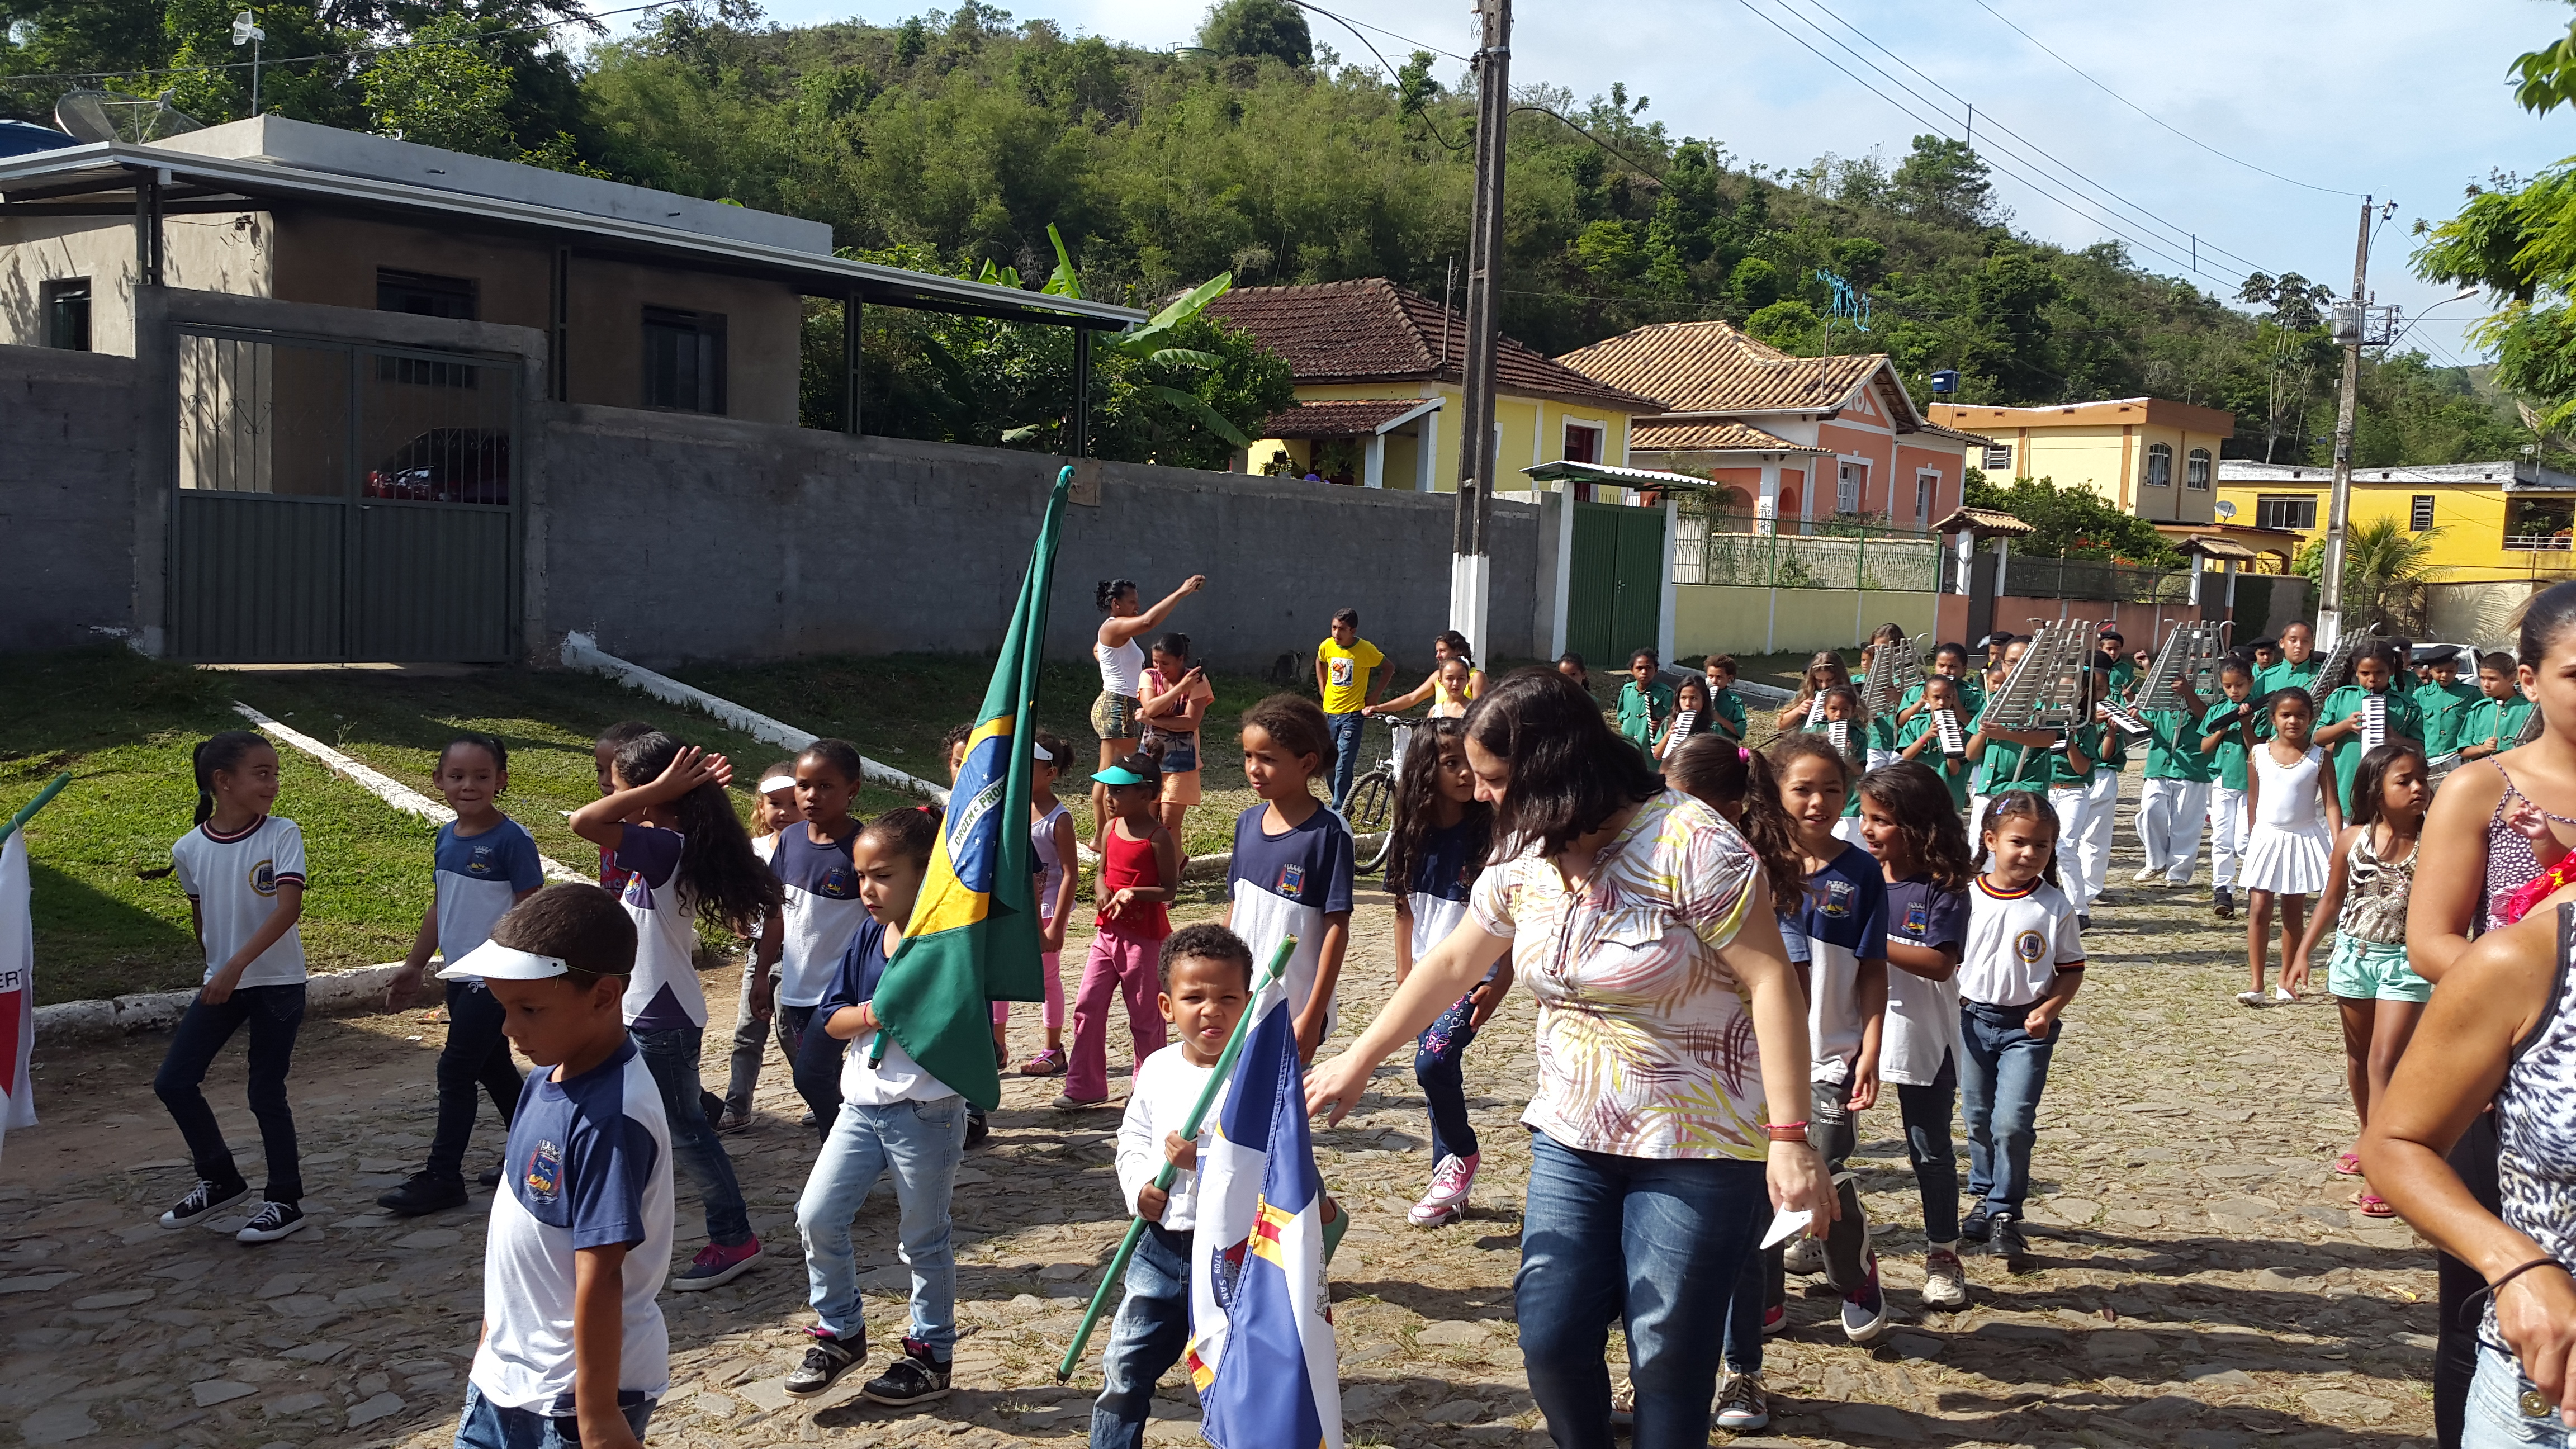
[608,0,2576,366]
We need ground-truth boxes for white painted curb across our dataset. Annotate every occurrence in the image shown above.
[231,702,586,885]
[559,631,950,806]
[35,962,413,1044]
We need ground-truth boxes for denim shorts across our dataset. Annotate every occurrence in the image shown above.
[2328,935,2431,1003]
[2469,1342,2575,1448]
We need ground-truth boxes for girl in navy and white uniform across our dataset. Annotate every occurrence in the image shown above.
[1384,718,1503,1228]
[154,730,312,1243]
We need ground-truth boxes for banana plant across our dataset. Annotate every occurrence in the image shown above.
[1029,223,1249,448]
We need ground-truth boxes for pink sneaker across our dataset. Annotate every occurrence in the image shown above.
[1408,1152,1479,1227]
[672,1235,763,1291]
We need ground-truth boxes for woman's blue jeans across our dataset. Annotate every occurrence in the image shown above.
[1516,1130,1768,1449]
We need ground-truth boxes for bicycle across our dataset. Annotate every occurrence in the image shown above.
[1343,714,1422,874]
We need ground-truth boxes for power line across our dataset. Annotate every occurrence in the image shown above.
[1277,0,1464,150]
[1967,0,2364,200]
[1280,0,1470,65]
[1777,0,2279,281]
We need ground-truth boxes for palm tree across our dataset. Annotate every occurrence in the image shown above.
[2298,517,2449,632]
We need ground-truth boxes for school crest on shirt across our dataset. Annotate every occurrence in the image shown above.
[1275,864,1305,899]
[1817,879,1853,918]
[466,842,497,876]
[248,859,278,897]
[1903,900,1931,938]
[818,863,860,899]
[2015,929,2046,965]
[524,1140,565,1202]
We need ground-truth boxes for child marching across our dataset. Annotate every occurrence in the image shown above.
[1959,794,2086,1269]
[2239,689,2343,1006]
[1225,695,1357,1063]
[1060,754,1180,1110]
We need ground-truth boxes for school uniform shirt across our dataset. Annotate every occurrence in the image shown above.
[2415,679,2483,759]
[434,817,546,962]
[2258,656,2322,698]
[2198,699,2260,792]
[1975,709,2048,796]
[2141,709,2215,784]
[1878,875,1969,1088]
[769,821,868,1009]
[816,917,958,1107]
[613,824,704,1032]
[470,1038,674,1414]
[1404,818,1483,960]
[1227,803,1357,1022]
[2467,694,2537,753]
[1706,686,1750,741]
[2318,685,2425,807]
[170,816,309,987]
[1897,712,1973,809]
[2044,724,2105,789]
[1960,874,2086,1008]
[1781,844,1888,1085]
[2099,655,2138,701]
[1617,680,1675,750]
[1114,1045,1227,1232]
[1316,636,1386,714]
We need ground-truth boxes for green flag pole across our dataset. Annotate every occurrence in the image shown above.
[0,774,71,848]
[1055,934,1297,1384]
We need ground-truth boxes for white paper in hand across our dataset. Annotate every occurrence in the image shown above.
[1760,1206,1813,1249]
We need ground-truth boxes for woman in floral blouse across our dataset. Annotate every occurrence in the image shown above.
[1308,668,1832,1448]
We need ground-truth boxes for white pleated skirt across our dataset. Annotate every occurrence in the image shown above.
[2239,822,2332,896]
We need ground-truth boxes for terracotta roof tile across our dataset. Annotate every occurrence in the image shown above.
[1630,420,1830,454]
[1206,279,1665,413]
[1556,319,1920,424]
[1261,399,1434,438]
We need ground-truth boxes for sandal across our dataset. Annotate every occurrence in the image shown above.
[2333,1152,2364,1177]
[1020,1046,1068,1077]
[2353,1191,2395,1219]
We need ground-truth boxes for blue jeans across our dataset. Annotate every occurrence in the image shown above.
[795,1094,968,1350]
[2469,1343,2575,1448]
[431,980,524,1180]
[1325,710,1366,809]
[452,1384,654,1448]
[1516,1130,1767,1449]
[779,1003,849,1140]
[154,983,305,1202]
[1959,1001,2059,1219]
[629,1026,753,1247]
[1898,1051,1962,1244]
[1415,993,1480,1162]
[1090,1221,1193,1449]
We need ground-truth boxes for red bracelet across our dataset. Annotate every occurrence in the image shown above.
[1765,1121,1810,1140]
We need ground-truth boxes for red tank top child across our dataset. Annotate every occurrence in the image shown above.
[1096,821,1171,939]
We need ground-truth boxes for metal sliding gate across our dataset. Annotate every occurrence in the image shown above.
[168,326,522,662]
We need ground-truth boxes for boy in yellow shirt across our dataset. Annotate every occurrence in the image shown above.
[1314,608,1388,809]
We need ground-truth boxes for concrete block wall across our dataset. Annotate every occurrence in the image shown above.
[533,407,1545,673]
[0,344,141,651]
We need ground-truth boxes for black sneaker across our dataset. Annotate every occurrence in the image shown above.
[699,1090,728,1131]
[160,1177,250,1229]
[2214,886,2235,920]
[860,1337,952,1405]
[1991,1213,2030,1268]
[964,1105,989,1149]
[235,1200,308,1243]
[784,1328,863,1398]
[1960,1201,1993,1244]
[376,1171,468,1217]
[478,1156,506,1188]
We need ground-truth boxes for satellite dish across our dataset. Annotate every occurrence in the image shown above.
[2215,499,2238,521]
[54,88,206,144]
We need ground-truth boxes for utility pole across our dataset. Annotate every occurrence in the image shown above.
[1450,0,1509,656]
[2317,196,2385,651]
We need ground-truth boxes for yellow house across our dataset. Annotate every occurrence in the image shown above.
[2215,459,2576,581]
[1929,397,2236,524]
[1206,279,1664,490]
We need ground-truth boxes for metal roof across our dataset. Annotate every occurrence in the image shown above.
[0,140,1147,329]
[1521,459,1730,491]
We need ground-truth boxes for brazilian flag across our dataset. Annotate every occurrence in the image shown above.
[870,466,1068,1110]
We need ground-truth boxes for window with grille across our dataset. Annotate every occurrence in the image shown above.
[1982,444,2012,472]
[41,278,89,351]
[376,269,479,387]
[2144,442,2173,487]
[2411,495,2437,531]
[642,307,728,414]
[1836,461,1864,514]
[2187,448,2212,490]
[2255,494,2319,531]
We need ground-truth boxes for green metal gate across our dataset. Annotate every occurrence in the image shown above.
[1566,500,1666,667]
[168,326,520,662]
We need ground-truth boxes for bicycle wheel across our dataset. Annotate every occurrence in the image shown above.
[1348,768,1396,873]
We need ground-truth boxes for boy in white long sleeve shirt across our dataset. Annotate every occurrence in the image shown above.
[1091,924,1253,1449]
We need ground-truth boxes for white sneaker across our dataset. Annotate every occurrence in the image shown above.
[1921,1244,1969,1308]
[2236,990,2265,1006]
[1781,1233,1826,1275]
[2273,984,2296,1002]
[2132,866,2162,883]
[1408,1152,1479,1227]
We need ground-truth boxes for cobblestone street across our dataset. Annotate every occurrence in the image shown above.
[4,775,2442,1448]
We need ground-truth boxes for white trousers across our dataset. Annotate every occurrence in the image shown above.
[2047,784,2095,913]
[2207,785,2248,892]
[2080,769,2118,907]
[2136,778,2211,883]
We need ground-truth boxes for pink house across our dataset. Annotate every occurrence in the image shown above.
[1557,320,1987,533]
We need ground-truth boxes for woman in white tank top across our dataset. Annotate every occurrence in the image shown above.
[1091,575,1205,850]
